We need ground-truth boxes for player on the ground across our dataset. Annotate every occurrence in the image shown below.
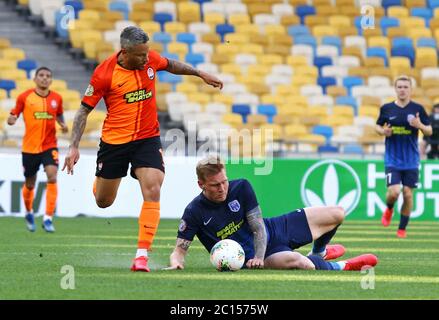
[62,26,223,272]
[7,66,68,233]
[375,75,432,238]
[166,156,378,271]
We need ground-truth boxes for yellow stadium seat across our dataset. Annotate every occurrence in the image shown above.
[9,89,22,99]
[93,20,115,32]
[50,79,68,91]
[295,65,319,78]
[247,114,268,127]
[362,28,383,39]
[216,43,241,56]
[415,47,438,68]
[308,106,329,117]
[389,56,411,70]
[15,79,34,90]
[260,123,283,140]
[340,5,360,18]
[313,25,337,37]
[224,33,250,45]
[364,57,386,68]
[435,7,439,18]
[276,104,303,117]
[286,56,309,67]
[247,64,272,76]
[246,82,270,95]
[276,85,300,96]
[348,67,370,79]
[0,38,11,49]
[359,105,379,118]
[176,82,198,94]
[268,34,292,46]
[314,0,332,5]
[133,2,154,12]
[337,26,358,37]
[0,88,7,100]
[1,48,25,61]
[288,0,308,5]
[83,41,113,60]
[221,63,242,76]
[164,21,187,35]
[229,13,251,26]
[388,6,409,18]
[260,94,285,105]
[203,12,226,27]
[328,15,351,28]
[264,24,286,36]
[368,36,390,53]
[187,93,210,105]
[247,3,272,16]
[0,59,16,70]
[326,86,348,97]
[168,42,189,60]
[235,24,260,36]
[222,113,243,127]
[241,43,264,55]
[322,116,353,127]
[280,15,301,27]
[386,27,407,39]
[409,28,432,41]
[97,50,113,63]
[304,16,328,27]
[400,17,426,28]
[82,0,109,11]
[78,9,100,22]
[139,22,161,34]
[178,2,201,23]
[129,11,153,24]
[284,95,309,107]
[342,47,363,61]
[60,89,81,101]
[0,69,27,80]
[284,124,308,139]
[421,77,439,89]
[258,54,283,65]
[405,0,426,8]
[212,93,234,106]
[201,33,221,45]
[292,76,316,86]
[332,105,354,117]
[101,11,124,23]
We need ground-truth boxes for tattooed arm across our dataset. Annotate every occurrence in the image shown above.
[62,104,92,175]
[166,237,192,270]
[165,59,223,89]
[245,206,267,269]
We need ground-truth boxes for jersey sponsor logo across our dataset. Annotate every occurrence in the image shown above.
[84,84,94,96]
[124,89,152,104]
[50,100,58,109]
[33,111,53,120]
[301,159,361,216]
[228,200,240,212]
[392,126,412,135]
[178,219,187,232]
[216,220,244,239]
[147,67,154,80]
[203,217,213,226]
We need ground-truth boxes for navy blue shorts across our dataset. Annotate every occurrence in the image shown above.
[263,208,313,258]
[385,167,419,188]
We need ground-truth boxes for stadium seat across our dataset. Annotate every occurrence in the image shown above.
[318,144,339,153]
[295,5,317,24]
[343,76,364,95]
[185,53,204,66]
[16,59,37,79]
[381,17,400,35]
[321,36,342,53]
[232,104,251,123]
[215,23,235,42]
[312,125,333,143]
[153,13,174,31]
[294,35,317,48]
[64,0,83,18]
[391,46,415,66]
[287,25,310,38]
[343,143,364,154]
[153,32,173,48]
[335,96,358,114]
[257,104,277,123]
[0,80,16,97]
[417,37,436,47]
[367,47,388,66]
[317,77,337,93]
[176,32,197,47]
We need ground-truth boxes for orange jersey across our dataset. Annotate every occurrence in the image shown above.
[11,89,63,154]
[81,50,169,145]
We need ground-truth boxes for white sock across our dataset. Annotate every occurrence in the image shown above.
[43,214,52,221]
[313,249,327,257]
[337,261,346,270]
[136,249,148,258]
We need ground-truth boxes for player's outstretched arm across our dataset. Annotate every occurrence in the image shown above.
[246,206,267,269]
[165,59,223,89]
[62,104,92,175]
[164,238,192,270]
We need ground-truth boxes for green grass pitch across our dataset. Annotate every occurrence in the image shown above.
[0,217,438,300]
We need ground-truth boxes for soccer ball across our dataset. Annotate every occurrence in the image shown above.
[210,239,245,272]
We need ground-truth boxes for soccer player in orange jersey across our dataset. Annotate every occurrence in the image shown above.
[62,26,223,272]
[7,67,68,233]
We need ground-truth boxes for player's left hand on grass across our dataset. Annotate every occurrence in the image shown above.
[62,146,80,175]
[246,257,264,269]
[199,71,223,89]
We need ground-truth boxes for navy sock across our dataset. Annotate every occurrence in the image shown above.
[399,215,410,230]
[386,202,394,210]
[312,225,340,254]
[307,255,341,271]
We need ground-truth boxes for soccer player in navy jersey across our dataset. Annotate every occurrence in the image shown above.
[376,75,432,238]
[166,156,378,271]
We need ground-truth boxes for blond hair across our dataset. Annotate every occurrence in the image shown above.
[394,75,412,87]
[196,155,224,181]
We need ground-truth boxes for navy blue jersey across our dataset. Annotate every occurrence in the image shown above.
[177,179,259,260]
[376,101,430,169]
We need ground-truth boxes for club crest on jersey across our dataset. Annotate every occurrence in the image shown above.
[51,100,57,109]
[84,84,94,97]
[147,67,154,80]
[228,200,240,212]
[178,219,187,232]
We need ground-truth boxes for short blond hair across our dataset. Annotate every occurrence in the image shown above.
[196,155,224,181]
[394,75,412,87]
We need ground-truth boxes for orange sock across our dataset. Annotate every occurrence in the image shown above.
[138,201,160,249]
[22,184,34,212]
[45,182,57,216]
[93,178,97,197]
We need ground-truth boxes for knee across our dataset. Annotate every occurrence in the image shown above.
[331,206,345,224]
[142,184,161,202]
[402,189,413,201]
[387,189,400,202]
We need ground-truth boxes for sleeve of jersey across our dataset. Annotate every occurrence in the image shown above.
[57,96,64,116]
[419,106,431,126]
[177,208,199,241]
[81,71,109,109]
[376,107,386,125]
[242,179,259,214]
[149,50,169,71]
[10,93,25,116]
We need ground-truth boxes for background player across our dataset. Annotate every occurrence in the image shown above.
[375,75,432,238]
[62,26,223,272]
[166,156,378,271]
[7,66,68,233]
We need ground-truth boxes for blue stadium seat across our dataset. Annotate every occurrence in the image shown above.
[64,0,83,18]
[287,25,310,38]
[392,37,413,48]
[294,35,317,48]
[312,125,333,143]
[428,0,439,8]
[157,72,182,89]
[257,104,277,123]
[335,96,358,115]
[391,46,415,66]
[216,24,234,42]
[318,144,339,153]
[417,37,436,48]
[314,56,332,73]
[318,77,336,94]
[153,32,173,48]
[154,13,173,31]
[176,32,197,47]
[380,17,400,35]
[109,1,130,20]
[192,0,212,4]
[17,59,38,79]
[161,52,179,60]
[382,0,402,10]
[232,104,251,123]
[342,76,363,95]
[411,7,432,23]
[296,5,316,24]
[343,143,364,154]
[185,53,204,66]
[0,80,16,98]
[367,47,388,66]
[321,36,342,53]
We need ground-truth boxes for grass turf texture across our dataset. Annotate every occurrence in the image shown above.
[0,217,438,300]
